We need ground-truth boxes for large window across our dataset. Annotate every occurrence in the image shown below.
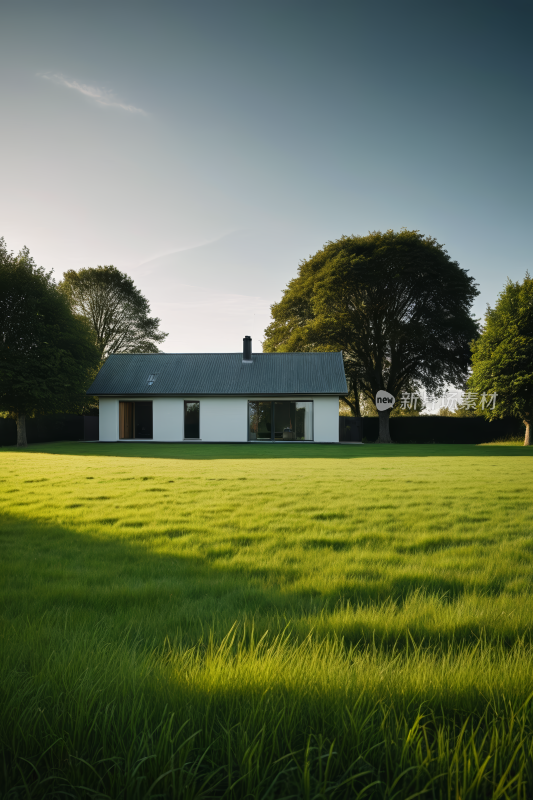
[248,401,312,441]
[184,401,200,439]
[119,401,153,439]
[248,401,272,440]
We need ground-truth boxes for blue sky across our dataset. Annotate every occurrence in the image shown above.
[1,0,531,352]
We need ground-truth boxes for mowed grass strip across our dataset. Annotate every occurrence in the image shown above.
[1,442,533,798]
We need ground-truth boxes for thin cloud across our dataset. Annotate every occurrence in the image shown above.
[155,290,271,316]
[39,73,146,115]
[136,231,245,271]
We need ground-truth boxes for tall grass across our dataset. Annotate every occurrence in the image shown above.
[1,442,533,797]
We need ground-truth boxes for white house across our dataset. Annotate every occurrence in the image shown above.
[87,337,347,443]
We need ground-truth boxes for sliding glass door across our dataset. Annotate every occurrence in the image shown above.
[134,402,153,439]
[274,401,296,440]
[119,401,153,439]
[294,402,313,441]
[248,401,272,440]
[248,401,312,441]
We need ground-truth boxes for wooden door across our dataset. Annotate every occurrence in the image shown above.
[119,402,134,439]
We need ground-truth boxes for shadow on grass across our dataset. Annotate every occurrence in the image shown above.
[1,510,529,649]
[2,441,532,460]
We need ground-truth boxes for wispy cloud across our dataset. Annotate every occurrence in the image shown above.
[39,73,146,115]
[136,231,245,273]
[155,287,272,317]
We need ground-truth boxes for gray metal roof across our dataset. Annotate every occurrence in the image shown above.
[87,352,348,396]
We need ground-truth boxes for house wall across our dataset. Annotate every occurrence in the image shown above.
[200,397,248,441]
[153,398,183,441]
[313,396,340,442]
[97,395,339,442]
[99,398,118,441]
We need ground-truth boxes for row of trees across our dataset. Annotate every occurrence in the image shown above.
[0,238,167,445]
[263,230,532,445]
[1,230,531,446]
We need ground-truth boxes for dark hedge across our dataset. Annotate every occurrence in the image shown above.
[360,415,524,444]
[0,414,84,446]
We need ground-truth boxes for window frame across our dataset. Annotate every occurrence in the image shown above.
[184,400,201,440]
[247,400,313,442]
[119,400,153,440]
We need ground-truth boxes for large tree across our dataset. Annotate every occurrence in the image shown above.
[468,274,533,445]
[60,266,167,358]
[264,229,479,442]
[0,238,101,446]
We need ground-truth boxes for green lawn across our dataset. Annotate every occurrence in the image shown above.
[1,442,533,798]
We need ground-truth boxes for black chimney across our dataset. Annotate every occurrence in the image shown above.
[243,335,252,362]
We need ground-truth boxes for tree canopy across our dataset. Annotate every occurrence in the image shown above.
[468,274,533,445]
[60,266,168,358]
[0,238,101,446]
[264,229,479,442]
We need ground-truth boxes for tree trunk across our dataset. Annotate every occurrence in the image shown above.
[377,410,392,443]
[524,420,531,446]
[17,413,27,447]
[341,395,361,417]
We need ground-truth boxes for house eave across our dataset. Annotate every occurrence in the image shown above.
[89,392,343,398]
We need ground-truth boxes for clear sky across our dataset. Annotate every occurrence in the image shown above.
[1,0,531,353]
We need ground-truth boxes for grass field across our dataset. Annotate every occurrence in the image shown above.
[1,442,533,799]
